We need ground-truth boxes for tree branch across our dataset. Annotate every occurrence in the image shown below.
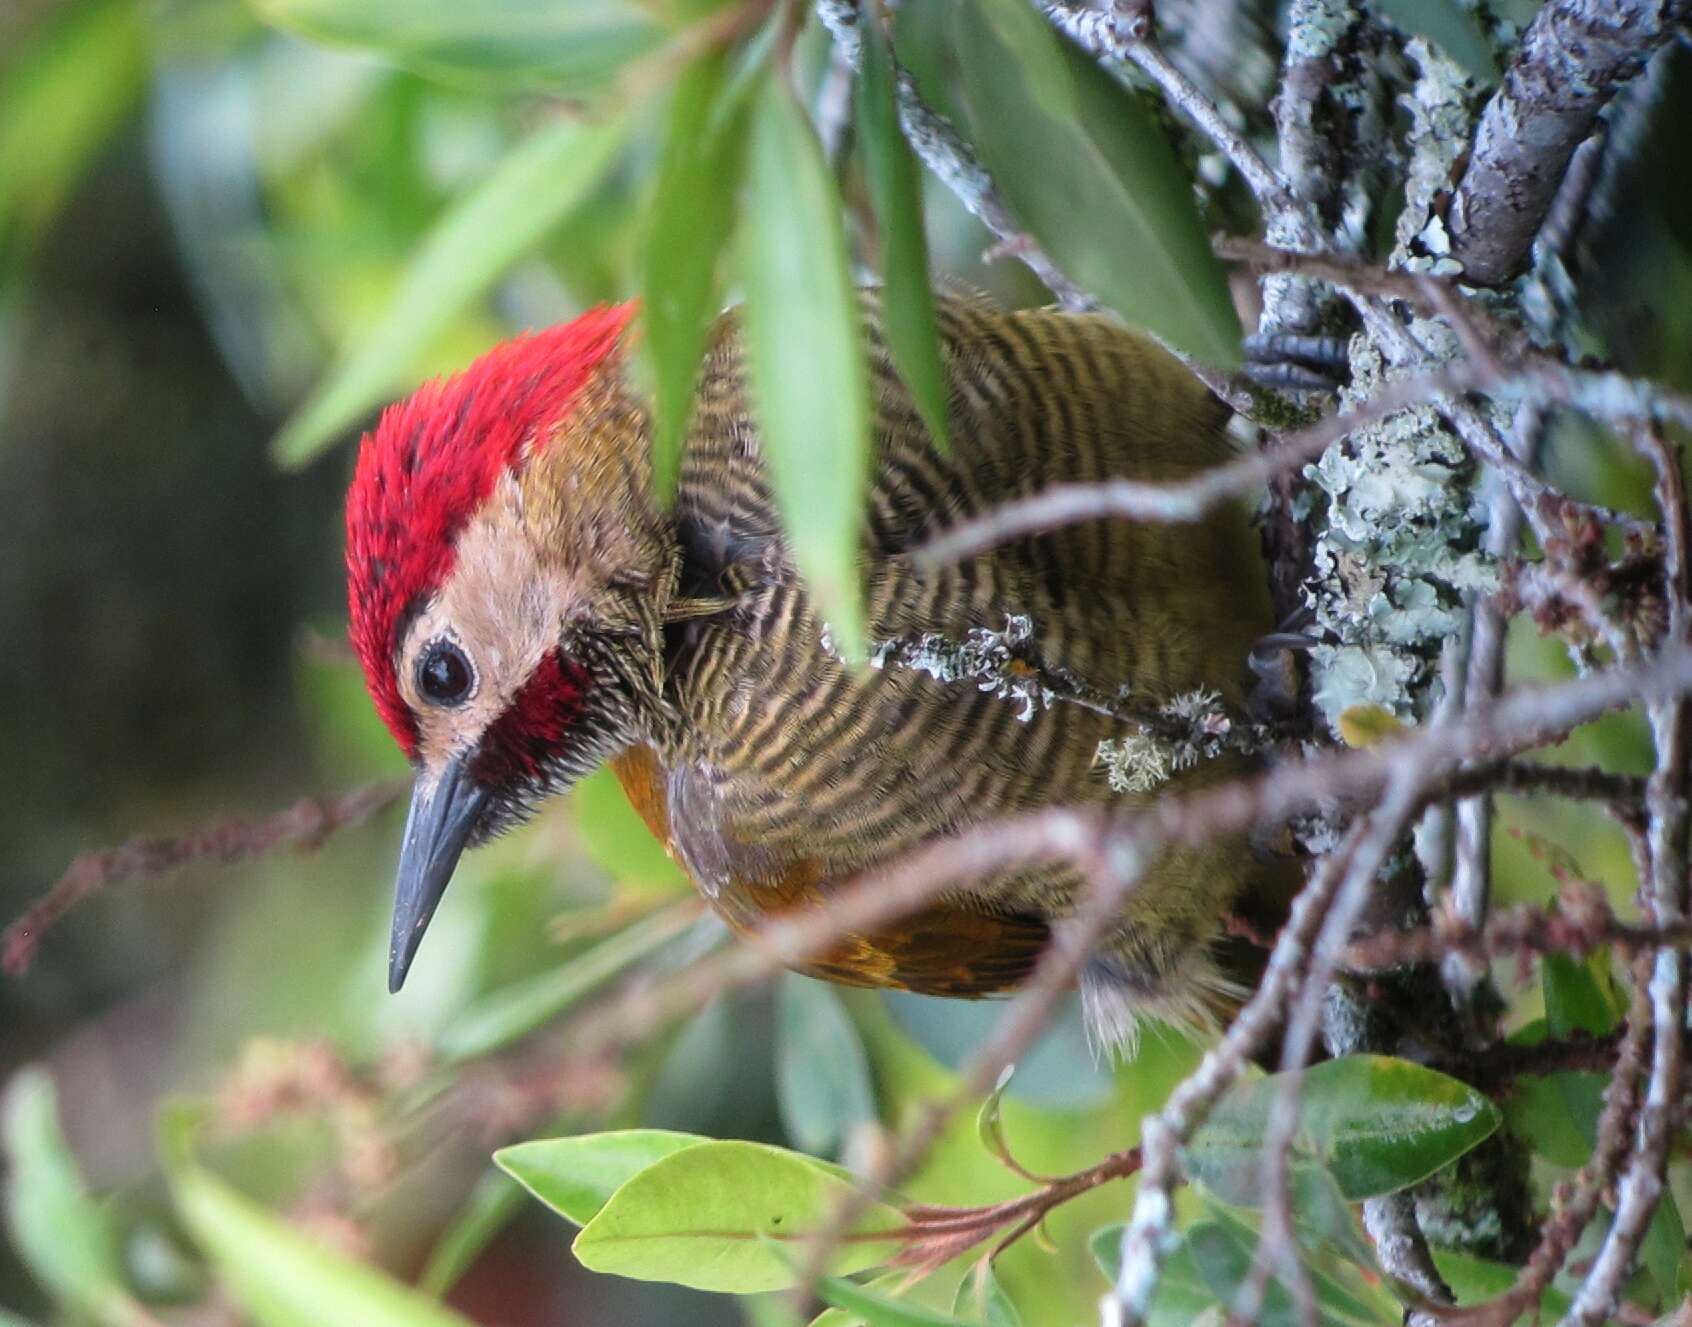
[914,344,1657,565]
[1447,0,1688,286]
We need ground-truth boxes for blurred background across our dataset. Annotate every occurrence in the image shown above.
[2,0,1690,1324]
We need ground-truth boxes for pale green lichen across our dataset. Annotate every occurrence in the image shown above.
[1302,319,1499,736]
[1393,37,1476,269]
[1284,0,1356,61]
[867,613,1052,722]
[1096,734,1175,794]
[1095,688,1236,794]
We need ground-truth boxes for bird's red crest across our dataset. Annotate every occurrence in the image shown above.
[344,303,637,756]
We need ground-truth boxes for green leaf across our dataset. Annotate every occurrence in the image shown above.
[438,905,698,1060]
[954,0,1240,365]
[739,73,872,658]
[809,1271,974,1327]
[272,109,628,467]
[1188,1208,1400,1327]
[974,1065,1018,1173]
[1185,1055,1499,1201]
[247,0,662,95]
[1502,1069,1605,1168]
[1431,1248,1571,1320]
[496,1128,710,1227]
[1641,1188,1686,1305]
[1270,1164,1380,1275]
[1088,1224,1224,1327]
[776,975,877,1158]
[857,20,948,451]
[1,1069,139,1326]
[1374,0,1499,85]
[418,1169,525,1296]
[1543,949,1624,1038]
[571,1139,904,1291]
[643,46,756,501]
[0,0,145,278]
[951,1262,1023,1326]
[171,1162,475,1327]
[810,1270,926,1327]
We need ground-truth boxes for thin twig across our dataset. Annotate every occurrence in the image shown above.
[815,0,1092,309]
[916,349,1653,565]
[798,845,1152,1293]
[1558,398,1692,1327]
[565,641,1692,1075]
[1431,968,1654,1327]
[1109,815,1372,1327]
[1343,891,1692,971]
[3,780,406,977]
[1442,759,1646,807]
[1238,778,1425,1327]
[1038,0,1303,230]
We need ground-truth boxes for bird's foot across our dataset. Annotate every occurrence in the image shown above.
[1247,620,1314,729]
[1242,331,1351,392]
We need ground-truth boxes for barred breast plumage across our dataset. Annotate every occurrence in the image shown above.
[612,295,1278,1043]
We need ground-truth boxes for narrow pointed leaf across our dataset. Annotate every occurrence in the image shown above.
[272,110,627,467]
[418,1169,525,1295]
[438,904,697,1060]
[497,1128,710,1227]
[171,1163,475,1327]
[857,22,948,450]
[1,1070,139,1327]
[644,48,756,501]
[974,1065,1018,1173]
[809,1270,923,1327]
[739,74,871,658]
[954,0,1239,365]
[776,975,877,1158]
[0,0,145,277]
[810,1271,975,1326]
[571,1139,903,1291]
[247,0,662,94]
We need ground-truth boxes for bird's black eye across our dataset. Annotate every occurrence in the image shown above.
[417,640,474,706]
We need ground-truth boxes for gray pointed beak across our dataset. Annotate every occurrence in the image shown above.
[388,755,488,993]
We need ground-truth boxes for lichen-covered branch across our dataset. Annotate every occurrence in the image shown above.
[915,341,1667,571]
[1447,0,1689,286]
[1259,0,1374,340]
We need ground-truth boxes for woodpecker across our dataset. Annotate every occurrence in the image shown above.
[345,296,1280,1048]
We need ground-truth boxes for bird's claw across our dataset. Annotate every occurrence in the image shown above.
[1242,332,1352,392]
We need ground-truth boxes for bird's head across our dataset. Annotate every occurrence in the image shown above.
[345,303,673,991]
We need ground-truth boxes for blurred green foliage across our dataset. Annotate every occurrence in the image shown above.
[2,0,1691,1325]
